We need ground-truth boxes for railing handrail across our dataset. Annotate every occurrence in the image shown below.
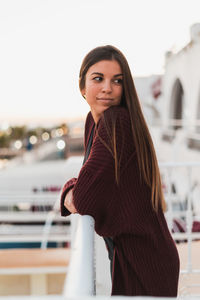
[63,215,95,297]
[152,118,200,126]
[159,161,200,167]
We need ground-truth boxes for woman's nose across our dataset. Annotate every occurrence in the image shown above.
[102,80,112,93]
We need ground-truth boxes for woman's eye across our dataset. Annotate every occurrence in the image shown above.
[114,78,123,84]
[93,77,103,82]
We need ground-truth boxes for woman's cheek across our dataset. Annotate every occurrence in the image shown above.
[86,83,97,98]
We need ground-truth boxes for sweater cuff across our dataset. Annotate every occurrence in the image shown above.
[60,178,77,216]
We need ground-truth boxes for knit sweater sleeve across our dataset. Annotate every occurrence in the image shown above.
[70,106,135,236]
[60,111,93,217]
[60,178,77,216]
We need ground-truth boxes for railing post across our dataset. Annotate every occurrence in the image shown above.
[165,167,173,232]
[41,196,60,249]
[63,215,95,297]
[186,166,193,273]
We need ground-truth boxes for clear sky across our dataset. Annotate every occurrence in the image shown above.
[0,0,200,126]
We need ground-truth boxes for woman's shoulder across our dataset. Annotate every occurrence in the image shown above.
[105,105,129,118]
[85,111,94,131]
[84,111,95,149]
[101,105,131,131]
[96,106,133,146]
[85,110,93,123]
[98,106,135,165]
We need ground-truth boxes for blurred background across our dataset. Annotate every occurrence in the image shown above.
[1,0,200,164]
[1,0,200,166]
[0,0,200,297]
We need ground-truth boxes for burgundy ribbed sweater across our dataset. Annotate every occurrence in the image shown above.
[60,106,180,296]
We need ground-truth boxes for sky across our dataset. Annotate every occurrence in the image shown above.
[0,0,200,126]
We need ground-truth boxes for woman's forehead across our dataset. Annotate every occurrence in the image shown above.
[87,60,122,76]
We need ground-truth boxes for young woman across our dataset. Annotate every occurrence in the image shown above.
[60,45,180,296]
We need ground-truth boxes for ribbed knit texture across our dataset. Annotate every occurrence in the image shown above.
[60,106,180,296]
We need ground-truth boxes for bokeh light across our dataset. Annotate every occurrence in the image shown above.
[29,135,38,145]
[56,140,65,150]
[14,140,22,149]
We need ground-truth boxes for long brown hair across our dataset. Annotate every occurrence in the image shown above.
[79,45,166,212]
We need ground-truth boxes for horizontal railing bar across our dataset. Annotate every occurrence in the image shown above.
[0,194,59,198]
[181,269,200,274]
[0,198,57,204]
[0,234,70,242]
[0,297,66,300]
[159,161,200,167]
[0,212,64,222]
[163,119,200,126]
[172,232,200,239]
[0,266,68,275]
[0,225,69,234]
[166,211,188,218]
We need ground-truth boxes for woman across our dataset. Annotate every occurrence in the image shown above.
[60,45,180,296]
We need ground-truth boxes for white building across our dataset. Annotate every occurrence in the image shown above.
[162,23,200,148]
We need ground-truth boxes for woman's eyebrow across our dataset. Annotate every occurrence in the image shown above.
[91,72,103,76]
[90,72,123,77]
[114,73,123,77]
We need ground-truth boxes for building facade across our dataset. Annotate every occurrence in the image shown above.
[162,23,200,140]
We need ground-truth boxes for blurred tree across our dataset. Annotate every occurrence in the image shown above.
[60,123,69,135]
[0,123,69,149]
[0,133,10,147]
[10,126,27,140]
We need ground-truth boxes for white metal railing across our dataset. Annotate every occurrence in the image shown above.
[0,192,58,215]
[0,192,70,246]
[153,119,200,149]
[41,192,64,249]
[0,192,70,282]
[160,161,200,296]
[63,215,95,297]
[160,161,200,244]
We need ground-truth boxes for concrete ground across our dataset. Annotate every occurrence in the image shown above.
[177,240,200,296]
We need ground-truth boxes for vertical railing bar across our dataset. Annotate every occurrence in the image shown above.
[41,195,61,249]
[186,166,193,273]
[166,167,173,232]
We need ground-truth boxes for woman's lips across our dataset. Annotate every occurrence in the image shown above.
[97,98,113,101]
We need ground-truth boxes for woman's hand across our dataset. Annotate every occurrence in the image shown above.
[64,189,78,214]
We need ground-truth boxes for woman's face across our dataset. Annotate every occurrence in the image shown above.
[82,60,123,124]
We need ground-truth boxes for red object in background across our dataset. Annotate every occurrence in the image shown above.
[172,218,187,233]
[172,218,200,243]
[173,218,200,233]
[32,185,61,193]
[151,77,162,99]
[192,221,200,232]
[47,186,61,192]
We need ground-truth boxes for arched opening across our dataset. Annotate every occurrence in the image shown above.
[169,79,184,130]
[187,86,200,150]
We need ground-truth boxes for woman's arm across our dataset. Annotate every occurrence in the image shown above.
[64,188,77,214]
[61,107,135,236]
[60,177,77,216]
[60,111,93,216]
[66,107,134,236]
